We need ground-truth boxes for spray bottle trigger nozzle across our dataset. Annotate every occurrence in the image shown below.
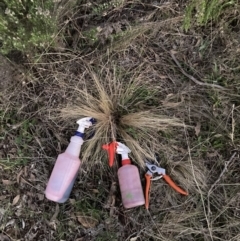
[102,142,118,167]
[89,118,96,124]
[76,117,94,134]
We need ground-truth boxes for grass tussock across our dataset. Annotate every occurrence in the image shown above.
[183,0,238,31]
[60,66,185,167]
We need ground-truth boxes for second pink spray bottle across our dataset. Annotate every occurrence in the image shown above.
[102,142,145,209]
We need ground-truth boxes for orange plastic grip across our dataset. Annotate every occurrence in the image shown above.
[163,175,188,196]
[102,142,118,167]
[145,174,152,209]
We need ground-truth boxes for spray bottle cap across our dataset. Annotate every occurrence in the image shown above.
[102,142,131,167]
[75,117,95,137]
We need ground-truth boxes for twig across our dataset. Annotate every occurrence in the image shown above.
[170,51,227,90]
[184,126,214,241]
[104,181,117,214]
[207,152,237,227]
[208,152,236,197]
[50,204,60,222]
[230,104,235,143]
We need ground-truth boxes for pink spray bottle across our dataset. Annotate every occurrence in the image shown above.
[102,142,145,209]
[45,117,94,203]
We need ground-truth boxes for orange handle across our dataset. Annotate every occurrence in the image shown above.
[163,175,188,195]
[145,174,152,209]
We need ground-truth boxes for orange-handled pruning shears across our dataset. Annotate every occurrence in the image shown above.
[145,162,188,209]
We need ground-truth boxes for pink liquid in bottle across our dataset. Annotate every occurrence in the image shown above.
[45,136,83,203]
[45,117,94,203]
[118,159,145,209]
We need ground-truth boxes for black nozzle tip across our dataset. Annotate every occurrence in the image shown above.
[90,118,97,124]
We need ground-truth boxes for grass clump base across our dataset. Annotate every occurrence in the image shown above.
[60,65,185,167]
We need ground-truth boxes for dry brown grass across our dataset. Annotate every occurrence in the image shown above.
[1,0,240,240]
[60,65,185,167]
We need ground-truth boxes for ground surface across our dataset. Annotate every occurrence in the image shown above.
[1,1,240,241]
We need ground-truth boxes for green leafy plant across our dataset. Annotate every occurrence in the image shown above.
[92,0,124,15]
[0,0,58,54]
[183,0,236,31]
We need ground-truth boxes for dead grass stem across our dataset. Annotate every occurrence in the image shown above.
[60,65,185,167]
